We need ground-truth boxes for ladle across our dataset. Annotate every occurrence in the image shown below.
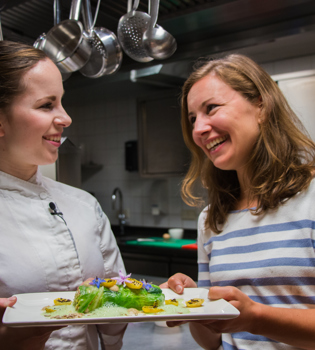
[143,0,177,60]
[117,0,153,63]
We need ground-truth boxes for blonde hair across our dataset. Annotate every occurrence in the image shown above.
[181,54,315,234]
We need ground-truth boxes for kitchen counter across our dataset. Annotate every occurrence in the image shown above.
[112,226,198,281]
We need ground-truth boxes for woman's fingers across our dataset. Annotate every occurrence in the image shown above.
[0,296,17,309]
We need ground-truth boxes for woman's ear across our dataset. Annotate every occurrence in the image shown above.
[257,96,265,124]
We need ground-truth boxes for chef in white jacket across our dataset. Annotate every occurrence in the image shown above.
[0,40,127,350]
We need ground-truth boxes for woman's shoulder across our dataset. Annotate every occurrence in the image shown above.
[197,205,211,234]
[41,175,96,203]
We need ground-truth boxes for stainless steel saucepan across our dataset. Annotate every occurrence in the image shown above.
[34,0,71,81]
[80,0,122,78]
[43,0,92,74]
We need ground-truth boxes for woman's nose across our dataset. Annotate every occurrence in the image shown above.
[193,115,211,136]
[55,107,72,127]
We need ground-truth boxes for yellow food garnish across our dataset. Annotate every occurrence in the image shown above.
[185,298,204,308]
[100,279,117,288]
[125,278,143,289]
[44,307,56,313]
[54,298,72,306]
[142,305,164,313]
[165,298,179,306]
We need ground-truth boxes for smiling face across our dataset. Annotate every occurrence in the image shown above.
[187,72,261,177]
[0,58,72,180]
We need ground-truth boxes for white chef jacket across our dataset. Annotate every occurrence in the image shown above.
[0,170,127,350]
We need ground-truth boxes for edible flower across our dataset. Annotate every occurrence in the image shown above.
[112,270,132,287]
[90,277,106,288]
[140,279,152,291]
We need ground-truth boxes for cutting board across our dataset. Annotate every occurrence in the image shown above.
[126,237,196,249]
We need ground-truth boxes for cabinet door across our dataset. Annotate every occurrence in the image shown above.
[138,94,190,177]
[278,75,315,142]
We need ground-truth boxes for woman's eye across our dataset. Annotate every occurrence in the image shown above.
[40,102,53,109]
[206,104,218,114]
[189,116,196,125]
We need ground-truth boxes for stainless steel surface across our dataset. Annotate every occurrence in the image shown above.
[143,0,177,60]
[43,0,92,73]
[112,187,127,235]
[117,0,153,63]
[33,0,72,81]
[138,93,190,177]
[2,0,315,73]
[80,0,122,78]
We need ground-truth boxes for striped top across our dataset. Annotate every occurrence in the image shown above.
[197,179,315,350]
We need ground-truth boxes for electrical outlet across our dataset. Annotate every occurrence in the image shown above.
[181,209,197,220]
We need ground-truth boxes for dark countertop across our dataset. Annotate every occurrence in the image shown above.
[111,225,197,240]
[112,225,198,258]
[112,225,198,280]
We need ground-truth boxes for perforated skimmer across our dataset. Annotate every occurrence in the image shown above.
[117,0,153,63]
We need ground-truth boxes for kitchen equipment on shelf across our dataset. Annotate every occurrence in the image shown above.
[43,0,92,74]
[34,0,71,81]
[80,0,122,78]
[143,0,177,60]
[117,0,153,63]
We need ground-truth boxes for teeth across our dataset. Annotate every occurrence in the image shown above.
[206,136,227,150]
[44,136,61,142]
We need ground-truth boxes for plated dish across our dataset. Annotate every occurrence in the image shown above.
[3,288,239,327]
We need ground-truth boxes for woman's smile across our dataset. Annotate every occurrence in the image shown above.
[0,58,71,179]
[187,72,261,174]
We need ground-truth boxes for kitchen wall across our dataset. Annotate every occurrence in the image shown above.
[62,76,205,231]
[61,52,315,230]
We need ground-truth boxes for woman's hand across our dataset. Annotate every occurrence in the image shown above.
[160,273,198,328]
[159,273,197,294]
[0,296,17,308]
[81,277,94,286]
[0,296,64,350]
[168,286,255,349]
[194,286,258,334]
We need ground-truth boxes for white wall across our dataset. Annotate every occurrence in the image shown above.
[62,80,202,230]
[62,53,315,230]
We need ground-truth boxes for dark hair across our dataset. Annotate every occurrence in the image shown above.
[0,41,48,110]
[181,54,315,234]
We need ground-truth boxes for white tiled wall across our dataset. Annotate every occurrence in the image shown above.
[62,80,202,230]
[62,52,315,230]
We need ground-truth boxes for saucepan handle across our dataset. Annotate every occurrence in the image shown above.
[0,13,3,41]
[82,0,101,32]
[53,0,61,26]
[69,0,82,21]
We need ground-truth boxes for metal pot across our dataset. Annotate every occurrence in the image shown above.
[79,0,122,78]
[43,0,92,73]
[33,0,71,81]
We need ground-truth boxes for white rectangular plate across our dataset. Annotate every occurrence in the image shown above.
[3,288,239,327]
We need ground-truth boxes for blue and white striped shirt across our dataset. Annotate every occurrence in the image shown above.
[198,179,315,350]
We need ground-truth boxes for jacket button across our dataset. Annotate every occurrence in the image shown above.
[40,192,48,199]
